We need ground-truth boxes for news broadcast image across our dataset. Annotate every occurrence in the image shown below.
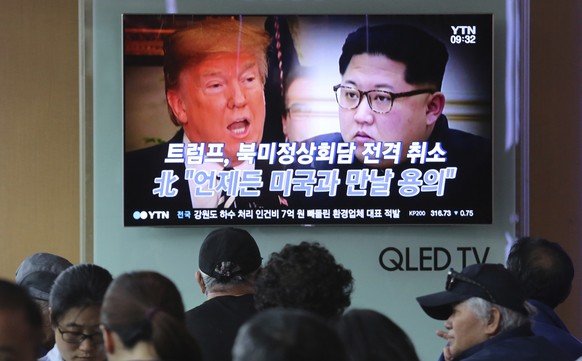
[123,14,493,226]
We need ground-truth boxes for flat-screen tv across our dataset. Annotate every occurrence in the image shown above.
[123,14,492,226]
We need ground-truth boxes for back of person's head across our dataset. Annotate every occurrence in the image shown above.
[198,227,262,294]
[101,271,201,361]
[336,309,420,361]
[163,17,271,125]
[338,23,448,90]
[49,263,113,326]
[506,236,574,308]
[15,252,73,301]
[0,279,43,361]
[15,252,73,352]
[233,308,349,361]
[254,241,353,320]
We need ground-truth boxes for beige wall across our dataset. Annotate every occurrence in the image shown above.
[0,0,80,277]
[0,0,580,339]
[530,0,582,338]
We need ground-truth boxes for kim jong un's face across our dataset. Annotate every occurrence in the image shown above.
[338,53,443,168]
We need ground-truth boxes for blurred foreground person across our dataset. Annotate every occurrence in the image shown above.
[0,279,43,361]
[41,264,112,361]
[416,263,573,361]
[16,252,73,356]
[336,308,420,361]
[101,271,201,361]
[232,308,348,361]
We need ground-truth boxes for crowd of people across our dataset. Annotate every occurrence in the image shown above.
[4,15,578,361]
[1,229,581,361]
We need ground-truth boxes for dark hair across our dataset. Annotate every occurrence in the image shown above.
[49,263,112,326]
[338,23,448,90]
[336,309,420,361]
[254,242,354,320]
[0,279,43,347]
[506,237,574,308]
[101,271,201,361]
[233,308,349,361]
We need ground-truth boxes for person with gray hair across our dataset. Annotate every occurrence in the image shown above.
[416,263,573,361]
[185,227,262,361]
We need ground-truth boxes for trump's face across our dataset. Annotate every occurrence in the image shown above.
[167,52,266,166]
[338,53,443,168]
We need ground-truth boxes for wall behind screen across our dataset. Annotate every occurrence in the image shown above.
[93,1,514,360]
[529,0,582,339]
[0,0,80,277]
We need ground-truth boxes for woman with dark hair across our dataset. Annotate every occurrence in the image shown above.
[336,309,420,361]
[233,308,349,361]
[41,263,113,361]
[254,241,353,321]
[100,271,201,361]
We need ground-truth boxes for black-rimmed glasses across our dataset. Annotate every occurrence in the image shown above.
[446,268,496,303]
[333,84,435,114]
[57,326,104,344]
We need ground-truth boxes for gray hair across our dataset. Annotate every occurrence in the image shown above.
[465,297,532,332]
[200,270,258,295]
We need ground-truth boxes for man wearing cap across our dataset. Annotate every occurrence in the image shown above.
[416,263,573,361]
[15,252,73,357]
[185,227,262,361]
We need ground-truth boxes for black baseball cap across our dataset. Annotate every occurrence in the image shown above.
[15,252,73,301]
[199,227,261,279]
[416,263,528,320]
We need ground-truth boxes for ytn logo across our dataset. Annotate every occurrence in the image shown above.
[133,211,170,220]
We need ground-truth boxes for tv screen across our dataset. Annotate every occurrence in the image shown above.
[123,14,492,226]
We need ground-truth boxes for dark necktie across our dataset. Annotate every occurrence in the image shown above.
[217,167,236,208]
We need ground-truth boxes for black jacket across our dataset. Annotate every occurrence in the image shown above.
[452,325,574,361]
